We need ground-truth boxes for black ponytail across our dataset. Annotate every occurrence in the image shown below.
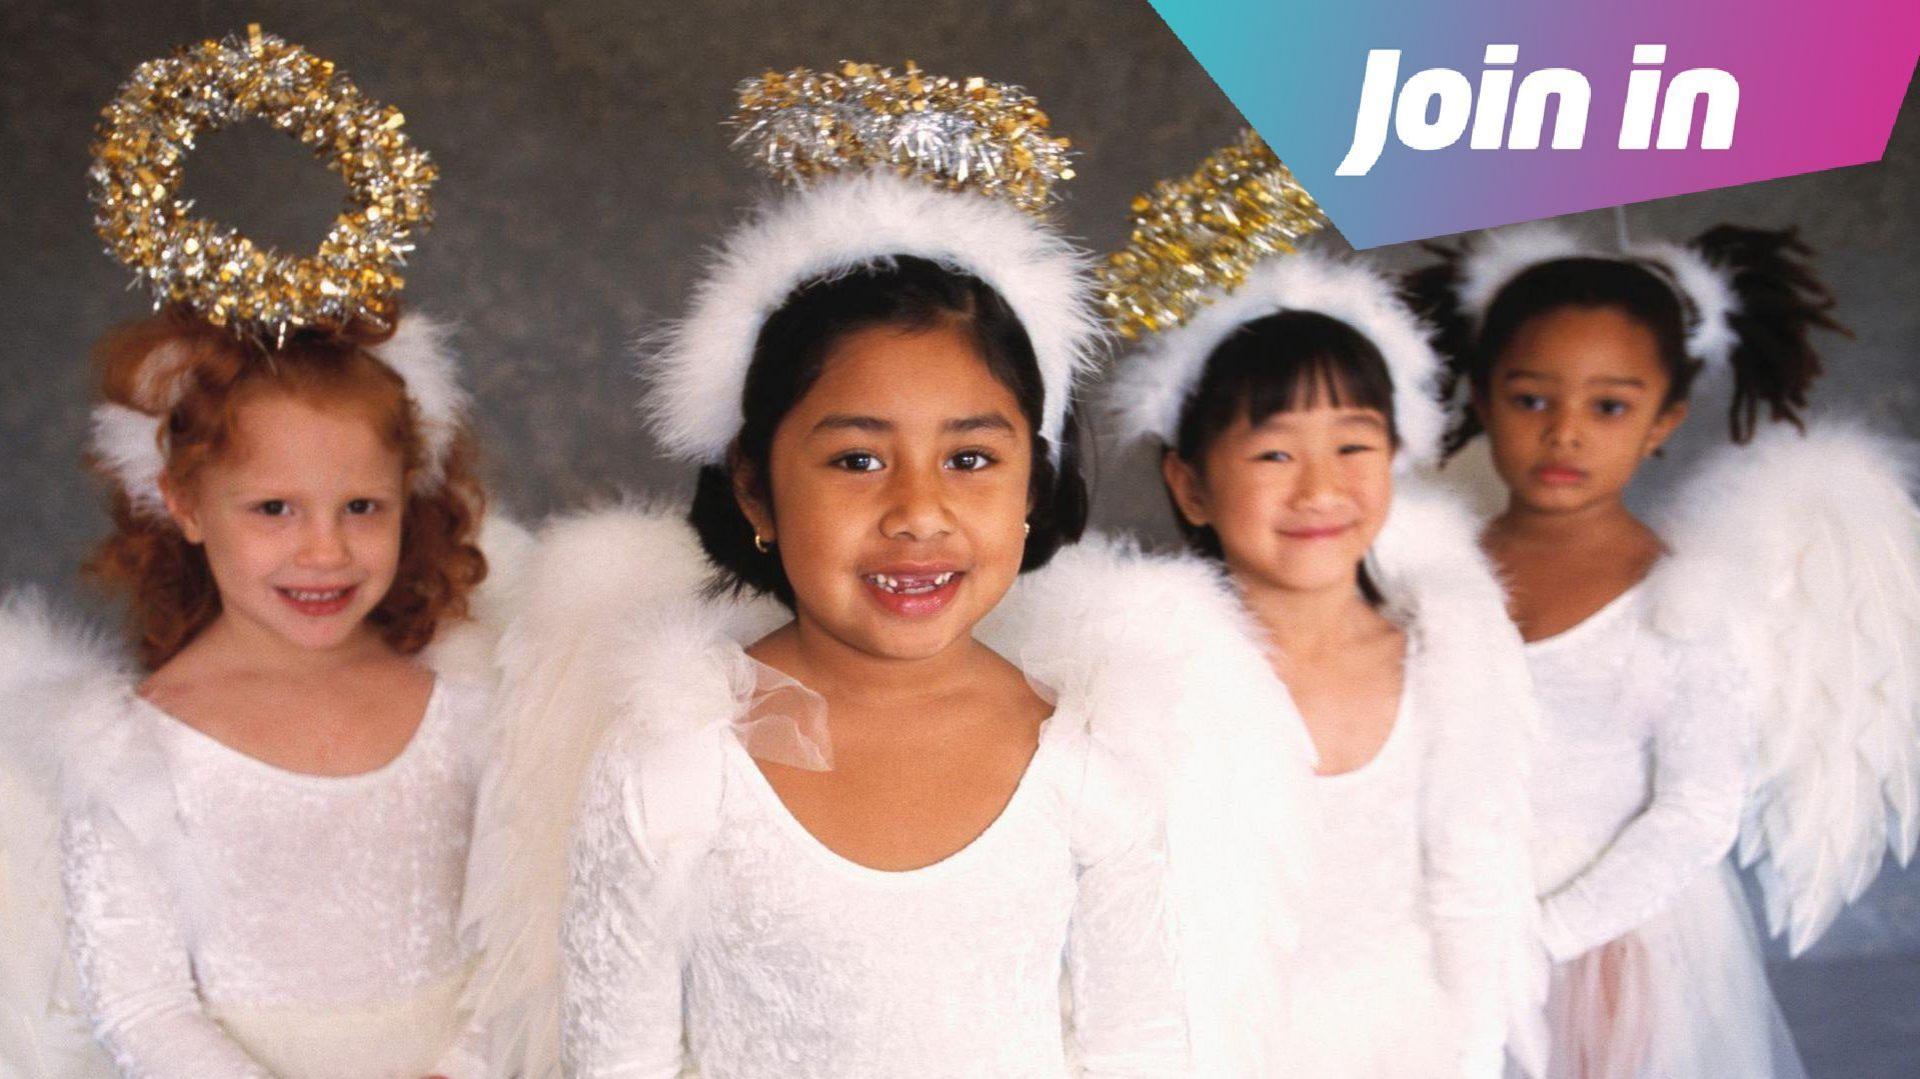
[1691,225,1845,443]
[1399,245,1483,457]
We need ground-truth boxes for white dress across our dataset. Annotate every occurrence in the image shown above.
[1524,583,1804,1078]
[60,677,494,1079]
[1281,629,1520,1079]
[460,509,1312,1078]
[559,643,1190,1078]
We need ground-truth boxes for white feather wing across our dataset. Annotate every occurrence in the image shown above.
[1648,419,1920,956]
[455,505,729,1078]
[420,512,535,689]
[0,591,124,1078]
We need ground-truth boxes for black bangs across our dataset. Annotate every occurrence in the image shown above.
[688,255,1089,609]
[1165,309,1398,564]
[1171,309,1399,463]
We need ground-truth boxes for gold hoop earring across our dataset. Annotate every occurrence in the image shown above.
[753,533,773,554]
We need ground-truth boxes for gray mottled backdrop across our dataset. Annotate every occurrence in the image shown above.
[3,2,1916,1072]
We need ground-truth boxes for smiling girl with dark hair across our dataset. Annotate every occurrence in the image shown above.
[460,65,1314,1079]
[1105,132,1541,1078]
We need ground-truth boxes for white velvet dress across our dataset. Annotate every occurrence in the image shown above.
[1281,632,1519,1079]
[558,645,1190,1078]
[1525,584,1804,1078]
[60,678,492,1079]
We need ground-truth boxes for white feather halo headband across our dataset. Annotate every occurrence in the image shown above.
[1102,131,1444,467]
[91,312,470,519]
[1454,221,1741,370]
[642,62,1099,466]
[1110,252,1449,469]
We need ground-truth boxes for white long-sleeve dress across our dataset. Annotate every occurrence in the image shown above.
[1253,481,1543,1079]
[1491,417,1920,1078]
[59,677,494,1079]
[460,510,1309,1079]
[0,518,529,1079]
[560,640,1189,1078]
[1524,582,1804,1078]
[1282,628,1522,1079]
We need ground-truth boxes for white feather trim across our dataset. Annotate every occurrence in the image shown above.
[1453,222,1591,332]
[1625,239,1741,370]
[87,310,471,517]
[494,502,725,651]
[979,535,1315,1075]
[1369,474,1510,612]
[0,590,136,817]
[1649,418,1920,956]
[0,591,123,698]
[1455,221,1740,371]
[1107,251,1449,468]
[89,403,168,518]
[369,312,471,493]
[1369,478,1550,1076]
[457,503,756,1078]
[0,592,127,1079]
[418,511,535,690]
[642,171,1102,464]
[1374,479,1551,1075]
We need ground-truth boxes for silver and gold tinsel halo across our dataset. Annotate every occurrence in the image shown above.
[1104,132,1449,466]
[89,25,437,341]
[728,61,1074,216]
[644,62,1099,466]
[1100,129,1328,340]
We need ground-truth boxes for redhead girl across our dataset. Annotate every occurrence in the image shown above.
[30,309,506,1079]
[0,29,520,1076]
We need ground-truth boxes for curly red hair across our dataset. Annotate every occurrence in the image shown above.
[85,308,488,670]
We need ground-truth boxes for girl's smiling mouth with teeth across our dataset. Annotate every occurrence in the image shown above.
[274,584,360,616]
[858,567,967,618]
[863,571,959,594]
[281,586,351,600]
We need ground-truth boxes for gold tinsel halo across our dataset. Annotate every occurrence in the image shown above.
[728,60,1074,216]
[1100,129,1329,340]
[89,25,437,341]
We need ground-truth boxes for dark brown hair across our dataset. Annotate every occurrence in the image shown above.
[687,255,1088,608]
[1403,225,1845,456]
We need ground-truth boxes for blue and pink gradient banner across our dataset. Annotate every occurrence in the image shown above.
[1149,0,1918,248]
